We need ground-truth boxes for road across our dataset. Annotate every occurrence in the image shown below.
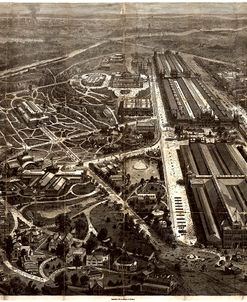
[150,62,196,245]
[182,51,236,67]
[160,136,196,245]
[150,63,169,130]
[41,126,80,162]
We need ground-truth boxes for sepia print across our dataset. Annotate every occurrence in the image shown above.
[0,1,247,298]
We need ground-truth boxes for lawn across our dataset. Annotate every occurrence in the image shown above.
[71,183,96,196]
[90,203,154,256]
[90,203,125,244]
[137,182,166,197]
[43,257,65,277]
[22,197,94,232]
[125,157,160,185]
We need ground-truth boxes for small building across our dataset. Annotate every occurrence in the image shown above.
[15,101,49,128]
[12,243,33,261]
[39,172,55,188]
[5,153,43,177]
[0,202,5,226]
[152,209,165,219]
[81,73,106,87]
[66,246,86,264]
[88,269,104,280]
[48,232,74,253]
[46,176,66,196]
[110,72,143,89]
[0,267,6,282]
[136,120,155,133]
[109,53,125,63]
[48,238,57,253]
[6,159,20,175]
[25,227,43,244]
[113,253,137,272]
[86,251,109,267]
[118,98,153,117]
[109,174,123,183]
[23,258,39,274]
[139,274,177,295]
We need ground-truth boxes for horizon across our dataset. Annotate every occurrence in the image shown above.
[0,2,246,16]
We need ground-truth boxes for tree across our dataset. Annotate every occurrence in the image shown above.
[174,125,184,138]
[97,228,108,241]
[56,242,69,260]
[131,284,140,292]
[71,273,79,286]
[222,131,229,140]
[4,236,14,260]
[21,249,27,258]
[55,214,72,234]
[21,235,29,246]
[156,191,162,204]
[140,178,145,187]
[176,179,185,186]
[201,264,207,272]
[166,219,172,227]
[137,247,142,255]
[225,255,231,262]
[8,276,26,295]
[85,237,98,254]
[106,217,111,223]
[219,259,225,266]
[73,255,82,269]
[74,218,86,239]
[25,281,40,295]
[80,275,89,286]
[216,126,225,138]
[54,271,68,294]
[108,280,114,287]
[174,262,181,272]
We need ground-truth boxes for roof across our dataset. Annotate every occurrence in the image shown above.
[39,172,55,187]
[87,253,109,261]
[72,247,86,255]
[22,101,42,115]
[116,254,136,265]
[123,98,151,109]
[22,155,33,162]
[136,120,155,127]
[142,282,170,290]
[7,159,20,169]
[52,177,66,191]
[23,261,39,271]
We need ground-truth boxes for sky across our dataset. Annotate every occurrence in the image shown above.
[0,2,247,16]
